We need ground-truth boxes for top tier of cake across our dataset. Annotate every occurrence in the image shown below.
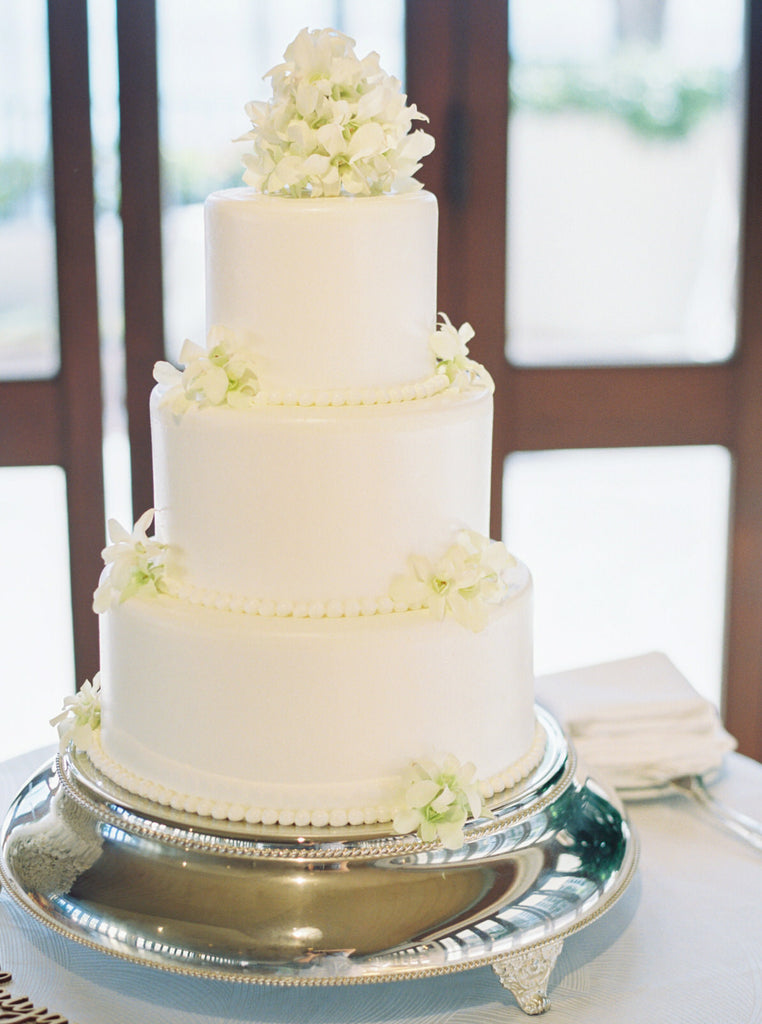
[205,189,437,393]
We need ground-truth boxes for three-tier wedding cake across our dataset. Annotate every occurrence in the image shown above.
[53,28,542,850]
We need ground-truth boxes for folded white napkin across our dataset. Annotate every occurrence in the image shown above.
[535,652,737,791]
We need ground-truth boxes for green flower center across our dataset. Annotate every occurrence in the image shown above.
[431,575,451,595]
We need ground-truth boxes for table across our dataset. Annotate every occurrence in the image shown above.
[1,744,761,1023]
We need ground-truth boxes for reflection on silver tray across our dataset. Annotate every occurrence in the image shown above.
[616,768,721,802]
[0,707,638,1015]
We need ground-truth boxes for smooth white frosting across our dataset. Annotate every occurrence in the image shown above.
[98,566,535,819]
[92,162,539,835]
[151,382,494,605]
[87,719,546,828]
[204,189,438,392]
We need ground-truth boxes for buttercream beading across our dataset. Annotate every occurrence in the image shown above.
[155,363,487,412]
[158,564,528,623]
[93,514,523,633]
[65,719,546,836]
[153,315,493,414]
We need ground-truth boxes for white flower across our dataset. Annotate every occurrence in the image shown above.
[238,27,435,196]
[429,312,482,386]
[390,530,515,632]
[154,325,259,413]
[93,509,168,612]
[50,673,102,752]
[392,755,484,849]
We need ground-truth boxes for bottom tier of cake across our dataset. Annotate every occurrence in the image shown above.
[94,571,538,827]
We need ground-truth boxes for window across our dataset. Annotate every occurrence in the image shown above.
[2,1,760,761]
[0,1,58,380]
[408,0,762,757]
[507,0,744,366]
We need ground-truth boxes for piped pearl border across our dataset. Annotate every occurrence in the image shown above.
[248,372,450,407]
[161,579,421,619]
[82,721,546,831]
[159,365,494,413]
[159,566,527,621]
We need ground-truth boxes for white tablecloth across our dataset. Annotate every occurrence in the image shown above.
[1,744,761,1024]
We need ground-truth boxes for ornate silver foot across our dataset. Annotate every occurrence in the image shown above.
[492,938,564,1015]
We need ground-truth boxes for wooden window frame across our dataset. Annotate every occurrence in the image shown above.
[117,0,163,521]
[0,0,103,687]
[3,0,757,759]
[407,0,762,759]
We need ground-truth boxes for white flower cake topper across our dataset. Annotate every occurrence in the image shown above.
[153,325,260,414]
[50,673,102,752]
[393,754,485,849]
[390,530,515,633]
[93,509,168,612]
[238,27,435,196]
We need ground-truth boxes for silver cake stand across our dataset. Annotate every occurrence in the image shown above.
[0,708,637,1016]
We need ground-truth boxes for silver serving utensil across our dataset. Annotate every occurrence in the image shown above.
[670,774,762,852]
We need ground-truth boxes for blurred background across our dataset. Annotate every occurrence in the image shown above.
[1,0,759,761]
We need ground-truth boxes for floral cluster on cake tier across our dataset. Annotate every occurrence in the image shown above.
[90,501,517,633]
[92,509,168,612]
[152,326,260,415]
[392,756,485,849]
[153,313,490,414]
[390,529,515,633]
[237,27,435,196]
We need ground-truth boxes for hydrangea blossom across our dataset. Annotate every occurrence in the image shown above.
[153,325,260,414]
[238,27,435,196]
[393,755,484,849]
[50,673,102,752]
[390,530,515,632]
[93,509,168,612]
[429,312,482,386]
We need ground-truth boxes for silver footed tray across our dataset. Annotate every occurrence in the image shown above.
[0,708,638,1016]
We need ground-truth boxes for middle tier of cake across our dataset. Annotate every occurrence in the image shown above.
[151,379,494,605]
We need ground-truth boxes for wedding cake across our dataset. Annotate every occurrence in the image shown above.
[53,28,541,850]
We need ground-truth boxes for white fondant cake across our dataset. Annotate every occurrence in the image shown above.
[54,28,540,849]
[95,587,536,825]
[205,190,437,392]
[150,381,494,604]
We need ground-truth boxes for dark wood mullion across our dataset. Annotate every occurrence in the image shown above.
[724,0,762,760]
[47,0,104,687]
[406,1,458,298]
[406,0,509,538]
[493,362,736,451]
[458,2,509,542]
[117,0,165,521]
[406,0,509,331]
[0,381,63,465]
